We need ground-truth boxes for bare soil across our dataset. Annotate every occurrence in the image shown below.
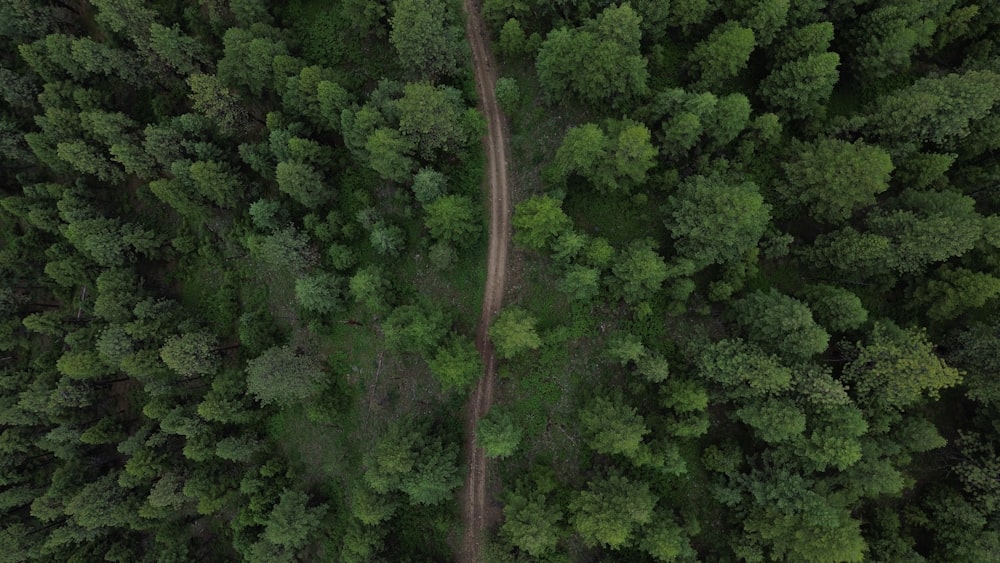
[459,0,511,560]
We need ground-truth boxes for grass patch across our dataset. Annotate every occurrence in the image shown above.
[268,405,356,493]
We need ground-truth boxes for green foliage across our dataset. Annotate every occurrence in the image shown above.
[579,395,650,461]
[246,345,328,407]
[512,195,572,250]
[411,168,447,204]
[871,71,1000,147]
[390,0,464,79]
[501,488,563,557]
[396,82,471,158]
[263,489,327,551]
[363,423,462,506]
[369,220,406,257]
[349,265,392,314]
[558,264,601,302]
[690,23,756,91]
[187,73,247,134]
[424,194,480,246]
[744,474,866,562]
[536,4,649,107]
[382,304,448,358]
[780,138,893,223]
[698,338,793,398]
[610,239,669,307]
[735,397,806,443]
[498,18,538,59]
[56,350,106,380]
[914,266,1000,321]
[551,120,657,193]
[495,77,519,113]
[800,284,869,332]
[159,332,220,377]
[477,408,522,459]
[759,52,840,120]
[570,473,656,549]
[605,331,645,366]
[294,272,344,314]
[731,289,830,360]
[489,306,542,359]
[249,227,318,274]
[276,160,330,208]
[845,322,961,410]
[428,335,482,392]
[666,175,771,268]
[365,127,416,182]
[641,511,697,561]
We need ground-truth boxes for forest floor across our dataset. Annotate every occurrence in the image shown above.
[459,0,511,560]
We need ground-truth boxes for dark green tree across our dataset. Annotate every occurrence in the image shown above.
[263,489,327,551]
[276,160,330,209]
[780,138,893,223]
[759,52,840,120]
[536,4,649,107]
[731,289,830,360]
[666,174,771,267]
[689,23,756,91]
[159,332,220,377]
[246,345,328,407]
[390,0,464,79]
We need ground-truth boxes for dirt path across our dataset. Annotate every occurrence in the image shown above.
[460,0,511,560]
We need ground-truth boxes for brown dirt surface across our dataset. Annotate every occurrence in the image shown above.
[459,0,511,560]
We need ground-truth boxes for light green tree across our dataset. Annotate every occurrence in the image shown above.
[477,408,522,459]
[294,273,343,315]
[428,335,482,392]
[160,332,220,377]
[501,489,563,557]
[276,160,329,208]
[580,395,650,460]
[570,473,656,549]
[611,239,669,307]
[424,194,480,246]
[489,306,542,359]
[844,322,961,410]
[396,82,470,158]
[512,195,572,250]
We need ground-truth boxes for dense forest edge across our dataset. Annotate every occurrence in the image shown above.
[3,0,1000,562]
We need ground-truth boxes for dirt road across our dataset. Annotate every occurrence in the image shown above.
[459,0,510,560]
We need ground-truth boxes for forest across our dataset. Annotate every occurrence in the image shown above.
[2,0,1000,561]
